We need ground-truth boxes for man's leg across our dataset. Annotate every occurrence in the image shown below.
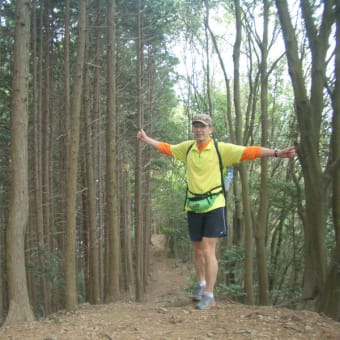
[193,237,218,309]
[192,237,218,293]
[198,237,218,292]
[191,242,206,301]
[188,208,224,305]
[192,241,205,282]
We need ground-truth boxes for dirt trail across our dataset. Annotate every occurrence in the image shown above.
[1,243,339,339]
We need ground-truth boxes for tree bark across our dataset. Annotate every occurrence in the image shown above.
[135,0,145,302]
[64,0,86,312]
[105,0,120,302]
[5,0,34,324]
[254,0,270,306]
[30,0,44,313]
[203,0,213,116]
[41,0,52,315]
[121,164,134,295]
[93,0,104,302]
[233,0,254,304]
[317,2,340,320]
[62,0,70,257]
[84,60,101,304]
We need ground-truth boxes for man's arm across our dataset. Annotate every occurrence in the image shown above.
[260,146,295,158]
[136,129,160,148]
[137,129,173,156]
[241,145,295,161]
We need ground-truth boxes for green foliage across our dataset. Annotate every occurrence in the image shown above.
[26,245,64,317]
[210,91,229,139]
[216,283,247,300]
[266,212,305,304]
[161,223,190,259]
[220,244,245,268]
[183,274,199,296]
[150,149,191,260]
[217,244,246,300]
[0,118,10,187]
[26,245,64,290]
[0,3,13,190]
[175,0,205,34]
[219,244,245,279]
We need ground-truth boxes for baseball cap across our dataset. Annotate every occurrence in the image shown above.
[192,114,212,126]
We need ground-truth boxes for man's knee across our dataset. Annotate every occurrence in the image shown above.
[200,246,215,259]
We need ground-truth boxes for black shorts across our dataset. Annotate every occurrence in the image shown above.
[187,207,227,241]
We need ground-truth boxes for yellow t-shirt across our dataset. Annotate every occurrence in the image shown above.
[169,140,245,212]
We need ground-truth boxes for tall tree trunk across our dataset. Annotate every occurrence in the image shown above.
[64,0,86,312]
[203,0,212,116]
[317,2,340,320]
[105,0,120,302]
[93,0,104,302]
[0,216,3,319]
[30,0,44,313]
[84,61,101,304]
[121,164,134,295]
[41,0,52,315]
[275,0,333,299]
[0,0,4,312]
[135,0,145,302]
[255,0,270,305]
[141,47,157,291]
[5,0,34,324]
[62,0,70,257]
[233,0,254,304]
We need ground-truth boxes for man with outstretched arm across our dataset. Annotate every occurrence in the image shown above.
[137,113,295,309]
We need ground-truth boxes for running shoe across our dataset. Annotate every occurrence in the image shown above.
[195,294,216,309]
[192,283,205,301]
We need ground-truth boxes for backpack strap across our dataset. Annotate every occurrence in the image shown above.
[186,142,195,157]
[184,142,195,209]
[213,139,226,198]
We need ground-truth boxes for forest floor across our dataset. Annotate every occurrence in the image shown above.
[1,236,340,340]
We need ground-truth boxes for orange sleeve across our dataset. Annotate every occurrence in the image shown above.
[157,142,173,156]
[240,146,261,161]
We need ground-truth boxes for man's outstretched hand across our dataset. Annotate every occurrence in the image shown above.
[278,146,295,159]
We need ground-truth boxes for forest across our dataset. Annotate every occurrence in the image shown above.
[0,0,339,326]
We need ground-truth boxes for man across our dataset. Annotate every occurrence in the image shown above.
[137,113,295,309]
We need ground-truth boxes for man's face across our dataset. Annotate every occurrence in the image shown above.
[192,122,213,143]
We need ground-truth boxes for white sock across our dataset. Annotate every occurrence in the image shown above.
[199,280,206,287]
[204,291,214,298]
